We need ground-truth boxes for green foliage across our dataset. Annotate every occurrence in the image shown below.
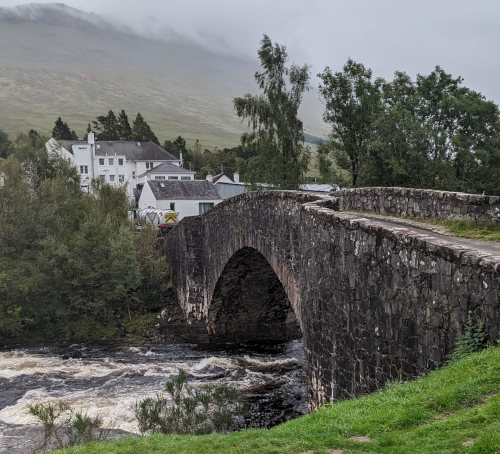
[54,345,500,454]
[134,226,170,313]
[52,117,78,140]
[117,109,132,140]
[318,62,500,195]
[92,110,119,140]
[28,400,106,452]
[135,369,243,435]
[318,59,382,187]
[0,131,169,341]
[234,34,310,189]
[448,314,489,363]
[132,112,159,144]
[0,128,12,158]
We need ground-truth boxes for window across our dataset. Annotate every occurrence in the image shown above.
[119,175,124,183]
[181,176,191,180]
[109,158,114,165]
[170,203,175,211]
[199,202,214,215]
[132,171,136,179]
[168,176,179,180]
[98,158,104,165]
[99,174,106,182]
[146,162,154,170]
[79,165,88,174]
[155,176,166,180]
[109,174,115,182]
[118,158,124,165]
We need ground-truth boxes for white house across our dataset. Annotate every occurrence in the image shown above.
[46,133,187,201]
[138,180,222,220]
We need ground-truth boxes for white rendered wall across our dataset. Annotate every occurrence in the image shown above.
[137,182,158,209]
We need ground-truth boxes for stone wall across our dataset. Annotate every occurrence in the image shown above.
[165,190,500,409]
[333,187,500,224]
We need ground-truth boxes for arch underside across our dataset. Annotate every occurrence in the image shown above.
[207,247,301,344]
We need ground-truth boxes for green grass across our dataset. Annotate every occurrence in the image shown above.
[54,345,500,453]
[441,220,500,242]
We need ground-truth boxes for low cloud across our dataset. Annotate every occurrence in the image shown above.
[1,0,500,101]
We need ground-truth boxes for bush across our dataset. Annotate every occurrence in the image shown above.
[28,401,107,452]
[135,369,244,435]
[448,313,489,363]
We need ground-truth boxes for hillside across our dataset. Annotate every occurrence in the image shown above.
[55,345,500,453]
[0,3,326,148]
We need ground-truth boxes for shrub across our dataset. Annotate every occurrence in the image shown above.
[135,369,244,435]
[28,401,106,452]
[448,313,489,363]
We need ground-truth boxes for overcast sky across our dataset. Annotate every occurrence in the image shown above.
[2,0,500,103]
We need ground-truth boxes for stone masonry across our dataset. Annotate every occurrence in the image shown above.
[164,190,500,409]
[333,187,500,224]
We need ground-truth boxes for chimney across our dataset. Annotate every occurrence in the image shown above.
[179,151,183,167]
[206,171,213,183]
[233,172,240,183]
[88,131,95,146]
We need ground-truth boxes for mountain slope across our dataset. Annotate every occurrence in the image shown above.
[0,3,325,147]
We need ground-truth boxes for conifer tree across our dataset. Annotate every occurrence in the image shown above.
[52,117,78,140]
[131,113,159,144]
[117,109,132,141]
[0,129,11,158]
[92,110,119,140]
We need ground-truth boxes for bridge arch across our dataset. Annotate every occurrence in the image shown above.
[165,190,500,408]
[207,246,302,343]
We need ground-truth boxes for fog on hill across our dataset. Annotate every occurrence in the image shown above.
[0,3,325,147]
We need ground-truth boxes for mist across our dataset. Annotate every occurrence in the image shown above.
[1,0,500,102]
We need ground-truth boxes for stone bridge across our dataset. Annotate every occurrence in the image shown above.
[164,189,500,408]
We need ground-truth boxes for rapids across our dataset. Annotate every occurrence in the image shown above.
[0,340,306,453]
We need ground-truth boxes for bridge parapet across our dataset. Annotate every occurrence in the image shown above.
[333,187,500,224]
[165,190,500,408]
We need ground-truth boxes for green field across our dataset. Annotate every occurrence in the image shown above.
[55,345,500,454]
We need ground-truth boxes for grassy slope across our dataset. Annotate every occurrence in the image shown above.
[56,345,500,454]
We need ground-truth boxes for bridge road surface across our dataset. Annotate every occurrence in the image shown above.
[344,211,500,257]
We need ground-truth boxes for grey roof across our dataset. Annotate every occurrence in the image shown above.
[212,172,233,183]
[148,180,221,201]
[59,140,178,162]
[139,162,195,177]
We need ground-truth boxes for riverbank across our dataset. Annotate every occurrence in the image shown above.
[0,288,189,348]
[54,344,500,454]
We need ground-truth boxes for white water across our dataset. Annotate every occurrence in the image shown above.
[0,341,306,453]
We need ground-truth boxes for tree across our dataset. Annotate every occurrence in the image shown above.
[233,34,310,189]
[117,109,132,141]
[52,117,78,140]
[317,62,500,195]
[92,110,119,140]
[318,59,382,187]
[132,113,159,144]
[0,129,11,158]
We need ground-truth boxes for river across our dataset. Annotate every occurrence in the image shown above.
[0,340,306,453]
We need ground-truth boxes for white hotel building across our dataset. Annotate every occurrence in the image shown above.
[46,132,193,200]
